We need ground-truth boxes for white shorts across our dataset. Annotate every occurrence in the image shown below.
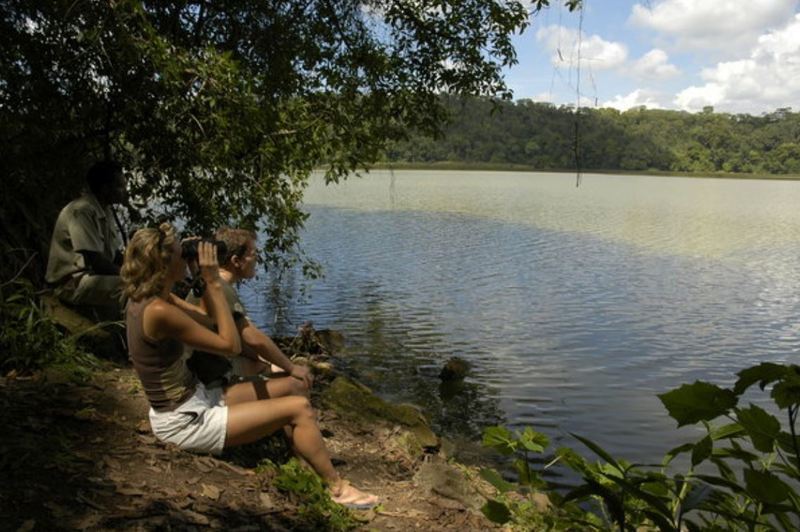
[149,383,228,455]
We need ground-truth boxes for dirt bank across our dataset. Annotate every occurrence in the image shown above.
[1,342,501,531]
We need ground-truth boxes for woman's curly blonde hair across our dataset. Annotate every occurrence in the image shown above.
[121,223,178,301]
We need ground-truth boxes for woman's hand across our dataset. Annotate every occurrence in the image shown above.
[290,364,314,389]
[198,241,220,284]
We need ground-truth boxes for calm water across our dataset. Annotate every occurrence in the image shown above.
[239,170,800,466]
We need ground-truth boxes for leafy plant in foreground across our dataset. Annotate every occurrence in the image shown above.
[261,458,360,531]
[0,279,100,380]
[480,362,800,531]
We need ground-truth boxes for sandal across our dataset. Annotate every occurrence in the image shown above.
[330,480,380,510]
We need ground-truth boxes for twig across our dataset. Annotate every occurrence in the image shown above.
[0,253,38,288]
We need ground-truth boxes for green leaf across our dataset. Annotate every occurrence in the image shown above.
[735,404,780,452]
[734,363,789,395]
[709,422,745,441]
[711,457,737,483]
[642,509,675,532]
[691,435,713,467]
[561,484,597,504]
[479,468,515,494]
[663,442,694,466]
[570,433,622,473]
[569,478,626,530]
[482,426,516,456]
[773,462,800,479]
[603,474,673,519]
[641,480,669,498]
[744,469,790,505]
[658,381,737,427]
[695,474,748,495]
[772,374,800,409]
[513,458,538,485]
[776,431,800,456]
[681,483,714,513]
[555,447,592,477]
[518,426,549,453]
[712,446,759,463]
[481,499,511,524]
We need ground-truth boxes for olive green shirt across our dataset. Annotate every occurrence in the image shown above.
[46,191,122,284]
[186,277,247,322]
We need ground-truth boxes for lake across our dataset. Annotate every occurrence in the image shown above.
[238,170,800,467]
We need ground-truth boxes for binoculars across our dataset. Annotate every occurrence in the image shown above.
[181,238,228,264]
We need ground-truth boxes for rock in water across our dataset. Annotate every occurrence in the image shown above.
[439,357,469,381]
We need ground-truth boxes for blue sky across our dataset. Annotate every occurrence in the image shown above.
[503,0,800,114]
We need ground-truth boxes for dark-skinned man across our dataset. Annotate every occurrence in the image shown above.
[46,161,127,319]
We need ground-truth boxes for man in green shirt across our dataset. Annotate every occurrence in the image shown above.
[187,228,312,397]
[46,161,126,318]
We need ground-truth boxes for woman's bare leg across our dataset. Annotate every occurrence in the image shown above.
[223,382,377,506]
[224,385,336,481]
[225,376,307,403]
[225,377,307,444]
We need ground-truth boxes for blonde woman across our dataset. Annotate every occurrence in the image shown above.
[121,224,378,508]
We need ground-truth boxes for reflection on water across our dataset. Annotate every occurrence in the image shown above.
[239,170,800,464]
[301,170,800,258]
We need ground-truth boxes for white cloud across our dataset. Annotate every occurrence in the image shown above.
[674,13,800,113]
[603,89,665,111]
[536,25,628,70]
[630,0,798,53]
[630,49,680,79]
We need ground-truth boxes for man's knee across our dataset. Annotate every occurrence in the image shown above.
[71,274,123,312]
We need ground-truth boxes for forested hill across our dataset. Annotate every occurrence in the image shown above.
[385,96,800,175]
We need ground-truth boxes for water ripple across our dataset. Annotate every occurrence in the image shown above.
[243,171,800,462]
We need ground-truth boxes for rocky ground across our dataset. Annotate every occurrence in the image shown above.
[0,330,504,531]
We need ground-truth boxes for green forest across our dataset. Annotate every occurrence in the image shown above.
[386,96,800,176]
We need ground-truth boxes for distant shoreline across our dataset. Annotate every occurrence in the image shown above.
[361,161,800,181]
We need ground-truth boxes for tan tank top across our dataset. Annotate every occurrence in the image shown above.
[126,297,197,412]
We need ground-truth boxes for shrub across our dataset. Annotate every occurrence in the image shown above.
[0,279,99,380]
[261,458,361,531]
[481,363,800,531]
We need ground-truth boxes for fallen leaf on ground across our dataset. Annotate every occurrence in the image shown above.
[201,483,221,500]
[218,460,253,475]
[115,487,146,497]
[159,487,180,498]
[258,492,274,508]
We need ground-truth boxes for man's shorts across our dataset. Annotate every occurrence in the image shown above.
[148,383,228,455]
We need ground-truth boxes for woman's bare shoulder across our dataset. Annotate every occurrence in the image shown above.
[142,297,185,338]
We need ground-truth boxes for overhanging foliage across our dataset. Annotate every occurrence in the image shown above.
[2,1,580,280]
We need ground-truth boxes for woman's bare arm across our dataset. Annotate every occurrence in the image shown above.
[144,299,238,356]
[167,293,215,328]
[144,242,241,356]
